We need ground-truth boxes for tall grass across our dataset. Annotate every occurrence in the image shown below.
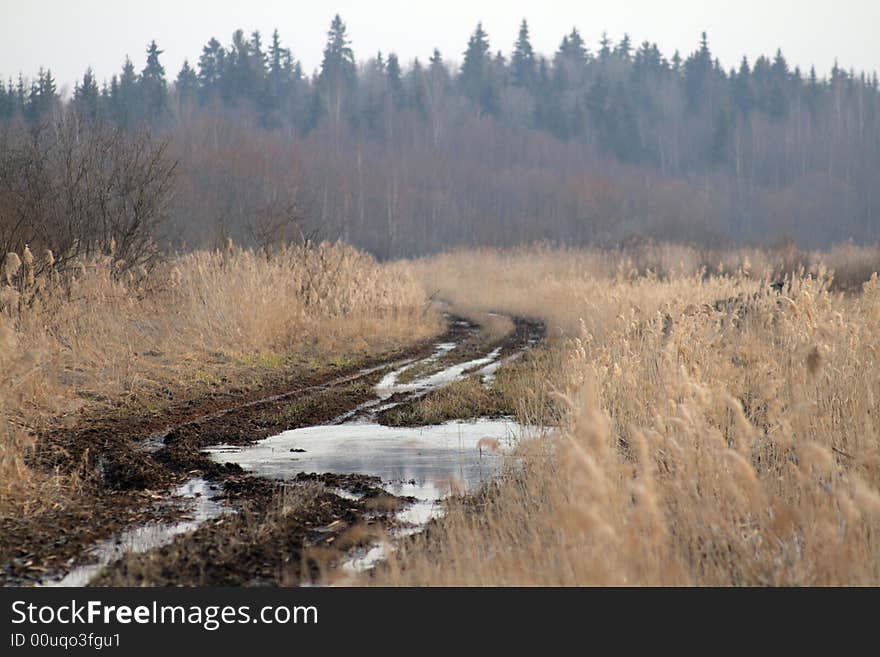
[0,243,439,515]
[382,244,880,585]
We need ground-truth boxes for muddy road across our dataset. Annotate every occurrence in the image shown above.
[1,312,544,586]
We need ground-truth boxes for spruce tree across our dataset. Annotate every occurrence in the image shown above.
[267,29,297,117]
[554,27,587,89]
[406,57,427,117]
[562,28,588,62]
[511,19,536,88]
[226,29,252,99]
[0,79,10,119]
[318,14,357,125]
[460,23,497,115]
[175,60,199,107]
[598,32,612,61]
[386,53,404,109]
[684,32,713,112]
[73,67,100,120]
[115,56,139,125]
[27,68,58,121]
[198,37,226,101]
[733,56,753,115]
[615,34,633,61]
[141,40,168,122]
[428,48,450,103]
[767,49,790,118]
[248,30,269,102]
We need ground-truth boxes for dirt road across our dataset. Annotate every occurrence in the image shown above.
[1,313,543,586]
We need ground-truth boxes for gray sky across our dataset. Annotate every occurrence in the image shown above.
[2,0,878,92]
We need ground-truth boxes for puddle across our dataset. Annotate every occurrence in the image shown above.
[206,419,535,580]
[205,419,525,498]
[376,347,502,398]
[332,336,504,424]
[41,478,227,587]
[204,332,538,579]
[18,317,546,587]
[341,544,389,575]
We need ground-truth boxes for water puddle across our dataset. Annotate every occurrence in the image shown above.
[376,347,502,397]
[204,332,538,579]
[40,478,227,587]
[39,325,535,586]
[206,419,525,497]
[207,419,533,581]
[332,337,504,423]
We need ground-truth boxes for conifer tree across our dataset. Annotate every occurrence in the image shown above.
[26,68,58,120]
[318,14,357,126]
[733,56,753,115]
[406,57,427,117]
[198,37,226,100]
[767,49,790,118]
[114,56,139,125]
[248,30,269,102]
[0,79,11,119]
[175,60,199,107]
[460,22,493,113]
[598,32,612,61]
[562,28,588,62]
[141,40,168,121]
[427,48,450,110]
[266,29,298,118]
[511,19,536,88]
[386,53,404,108]
[684,32,714,112]
[615,34,632,61]
[73,67,100,120]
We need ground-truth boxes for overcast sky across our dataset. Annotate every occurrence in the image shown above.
[2,0,878,92]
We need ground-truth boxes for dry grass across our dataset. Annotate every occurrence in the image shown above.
[381,347,563,427]
[379,244,880,586]
[0,243,439,516]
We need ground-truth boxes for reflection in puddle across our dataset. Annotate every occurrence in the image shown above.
[205,419,526,499]
[35,325,540,586]
[205,419,536,579]
[206,419,535,579]
[41,478,227,587]
[206,332,537,579]
[376,347,502,398]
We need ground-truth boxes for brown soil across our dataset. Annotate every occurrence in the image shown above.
[90,474,402,586]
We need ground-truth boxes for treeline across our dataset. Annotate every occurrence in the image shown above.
[2,15,879,255]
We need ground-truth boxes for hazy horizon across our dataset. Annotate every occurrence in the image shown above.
[2,0,878,91]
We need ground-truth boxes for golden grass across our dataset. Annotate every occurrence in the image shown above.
[0,243,439,515]
[379,244,880,586]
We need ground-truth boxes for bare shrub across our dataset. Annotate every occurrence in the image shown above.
[0,115,176,276]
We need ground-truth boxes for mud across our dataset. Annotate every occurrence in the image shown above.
[1,312,545,587]
[0,330,453,585]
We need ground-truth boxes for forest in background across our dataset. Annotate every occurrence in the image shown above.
[2,15,879,258]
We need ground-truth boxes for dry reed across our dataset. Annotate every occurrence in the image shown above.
[380,244,880,586]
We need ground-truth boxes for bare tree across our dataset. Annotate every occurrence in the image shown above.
[0,112,177,273]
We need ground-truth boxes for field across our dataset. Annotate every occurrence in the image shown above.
[0,243,440,579]
[2,241,879,585]
[377,243,880,585]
